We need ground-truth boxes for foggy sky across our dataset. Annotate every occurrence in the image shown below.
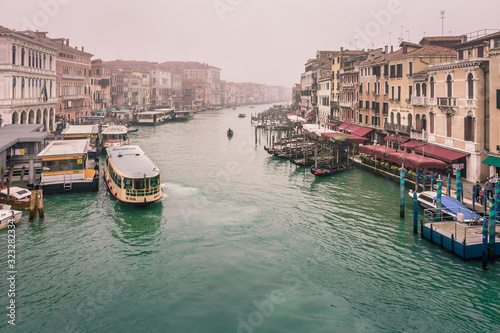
[1,0,499,88]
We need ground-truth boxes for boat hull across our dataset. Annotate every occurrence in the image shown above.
[41,178,99,194]
[0,210,22,230]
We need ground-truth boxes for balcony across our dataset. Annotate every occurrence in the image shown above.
[437,97,457,107]
[62,73,85,80]
[410,130,427,141]
[342,82,354,88]
[384,122,411,135]
[62,94,87,101]
[411,96,428,106]
[339,101,354,108]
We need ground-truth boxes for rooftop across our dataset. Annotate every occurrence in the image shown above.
[38,139,89,157]
[0,124,48,152]
[61,125,99,135]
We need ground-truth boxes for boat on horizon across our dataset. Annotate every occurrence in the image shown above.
[238,113,246,118]
[104,145,163,205]
[172,110,194,121]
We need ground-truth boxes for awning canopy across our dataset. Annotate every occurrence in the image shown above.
[80,115,104,120]
[400,140,426,150]
[482,156,500,168]
[349,125,374,137]
[92,110,105,114]
[337,123,352,130]
[321,132,368,144]
[360,145,447,169]
[414,144,468,163]
[384,135,410,143]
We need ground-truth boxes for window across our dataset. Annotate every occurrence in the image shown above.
[384,64,389,77]
[497,90,500,109]
[430,77,435,98]
[408,85,413,100]
[396,64,403,78]
[21,48,25,66]
[467,73,474,99]
[416,83,421,97]
[384,81,388,95]
[422,83,427,97]
[416,114,421,131]
[359,83,363,93]
[409,62,413,76]
[464,116,474,141]
[365,115,369,124]
[359,99,363,109]
[367,82,370,95]
[397,86,401,101]
[12,45,16,65]
[446,75,453,97]
[458,50,464,60]
[390,65,395,78]
[478,46,484,58]
[408,114,412,128]
[391,86,395,100]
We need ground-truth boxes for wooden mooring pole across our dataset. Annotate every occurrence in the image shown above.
[29,189,44,220]
[19,166,25,188]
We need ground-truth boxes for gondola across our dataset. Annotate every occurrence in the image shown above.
[227,129,234,137]
[310,160,353,177]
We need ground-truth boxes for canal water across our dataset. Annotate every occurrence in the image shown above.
[1,105,499,332]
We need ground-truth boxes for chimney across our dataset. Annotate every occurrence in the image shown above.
[66,39,69,46]
[391,45,394,52]
[461,35,468,43]
[81,46,84,52]
[340,47,344,52]
[384,45,388,54]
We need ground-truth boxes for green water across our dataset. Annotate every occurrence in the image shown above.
[1,105,499,333]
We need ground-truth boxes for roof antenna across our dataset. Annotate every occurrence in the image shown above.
[440,10,445,36]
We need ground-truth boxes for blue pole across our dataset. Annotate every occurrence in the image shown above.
[431,172,434,192]
[436,176,442,222]
[413,191,418,233]
[456,167,461,202]
[423,169,426,192]
[415,169,419,192]
[483,218,489,269]
[472,185,476,212]
[400,165,405,218]
[447,175,451,196]
[484,187,488,217]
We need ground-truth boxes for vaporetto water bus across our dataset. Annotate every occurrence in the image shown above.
[104,145,163,205]
[37,139,99,193]
[101,125,129,149]
[137,111,167,125]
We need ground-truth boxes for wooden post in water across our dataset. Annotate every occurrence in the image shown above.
[482,217,489,269]
[314,146,318,170]
[6,163,14,205]
[436,175,442,222]
[19,166,25,188]
[400,164,405,218]
[415,169,419,192]
[413,191,418,234]
[255,126,257,145]
[29,189,44,220]
[29,157,35,187]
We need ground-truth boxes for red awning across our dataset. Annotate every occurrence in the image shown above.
[400,140,426,149]
[337,123,352,130]
[350,126,374,137]
[385,151,447,169]
[414,144,468,163]
[305,115,313,119]
[359,145,397,159]
[384,135,410,143]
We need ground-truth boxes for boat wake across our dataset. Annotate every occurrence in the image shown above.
[162,182,199,197]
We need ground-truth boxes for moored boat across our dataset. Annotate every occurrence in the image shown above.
[101,125,129,149]
[310,160,353,177]
[172,110,194,121]
[104,145,163,205]
[37,139,99,194]
[0,186,31,210]
[0,204,22,230]
[137,111,167,125]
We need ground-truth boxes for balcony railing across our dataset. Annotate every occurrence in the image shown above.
[437,97,457,107]
[384,122,411,134]
[62,94,87,101]
[62,73,85,80]
[411,96,428,106]
[410,130,428,141]
[339,101,354,107]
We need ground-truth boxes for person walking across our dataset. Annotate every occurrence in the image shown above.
[485,177,493,199]
[476,181,482,203]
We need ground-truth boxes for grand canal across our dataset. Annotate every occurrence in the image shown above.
[1,104,499,332]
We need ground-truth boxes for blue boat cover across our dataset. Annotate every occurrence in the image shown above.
[434,194,482,221]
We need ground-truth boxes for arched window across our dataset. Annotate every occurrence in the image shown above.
[12,45,16,65]
[408,114,412,128]
[430,77,435,98]
[359,83,363,94]
[422,83,427,97]
[391,112,394,124]
[397,113,401,126]
[416,83,421,97]
[467,73,474,99]
[12,112,18,124]
[446,75,453,97]
[385,81,389,94]
[464,115,474,141]
[416,114,421,131]
[422,114,427,131]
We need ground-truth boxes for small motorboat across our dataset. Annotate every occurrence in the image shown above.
[0,186,31,210]
[238,113,246,118]
[0,204,22,230]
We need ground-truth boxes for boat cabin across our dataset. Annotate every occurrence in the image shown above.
[61,125,100,156]
[37,139,99,193]
[101,125,129,148]
[137,111,166,125]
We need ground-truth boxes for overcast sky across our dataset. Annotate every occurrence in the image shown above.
[1,0,499,87]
